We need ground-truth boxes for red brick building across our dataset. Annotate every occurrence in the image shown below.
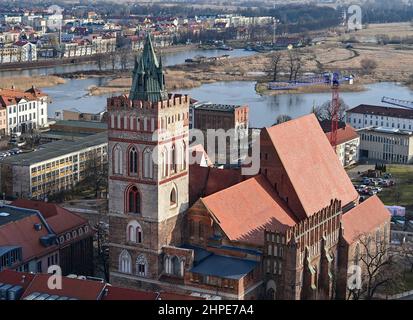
[107,35,391,300]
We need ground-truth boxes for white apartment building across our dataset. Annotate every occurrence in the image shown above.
[347,104,413,131]
[358,127,413,164]
[0,86,48,135]
[0,41,37,63]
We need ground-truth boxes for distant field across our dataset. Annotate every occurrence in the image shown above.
[351,23,413,38]
[379,165,413,214]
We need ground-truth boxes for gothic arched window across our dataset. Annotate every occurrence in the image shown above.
[136,254,148,277]
[119,250,131,274]
[113,144,122,175]
[161,148,168,178]
[171,144,176,173]
[143,148,153,179]
[170,186,177,207]
[126,220,143,243]
[127,186,141,214]
[181,141,186,171]
[129,147,138,175]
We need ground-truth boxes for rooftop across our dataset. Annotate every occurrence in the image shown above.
[190,254,257,280]
[358,126,413,136]
[325,125,359,145]
[1,131,107,166]
[342,196,391,244]
[0,205,37,227]
[201,175,297,246]
[265,114,359,218]
[347,104,413,120]
[192,102,246,112]
[51,120,107,130]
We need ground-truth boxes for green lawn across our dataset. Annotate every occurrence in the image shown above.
[378,165,413,215]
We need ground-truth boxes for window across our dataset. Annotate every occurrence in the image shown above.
[113,144,122,174]
[127,186,141,214]
[136,254,148,277]
[119,250,132,274]
[37,261,42,273]
[161,148,168,177]
[170,144,176,173]
[129,147,138,175]
[127,220,143,243]
[170,186,177,207]
[143,148,153,179]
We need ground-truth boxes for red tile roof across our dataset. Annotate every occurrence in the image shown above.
[21,274,106,300]
[0,214,58,262]
[12,200,89,235]
[201,175,297,246]
[102,286,158,300]
[0,269,35,290]
[265,114,359,217]
[159,292,205,300]
[0,87,47,107]
[341,196,391,244]
[325,125,359,145]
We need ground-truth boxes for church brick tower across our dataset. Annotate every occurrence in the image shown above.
[107,34,190,289]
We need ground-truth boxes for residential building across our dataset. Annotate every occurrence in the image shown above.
[326,125,360,167]
[358,127,413,164]
[0,201,93,276]
[11,200,94,276]
[0,132,107,199]
[107,35,391,300]
[347,104,413,130]
[0,41,37,63]
[0,269,204,300]
[0,86,48,135]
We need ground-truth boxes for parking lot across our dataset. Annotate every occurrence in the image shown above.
[0,148,23,161]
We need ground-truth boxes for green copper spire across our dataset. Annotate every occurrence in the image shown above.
[129,33,168,102]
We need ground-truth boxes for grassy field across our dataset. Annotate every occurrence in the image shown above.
[378,165,413,214]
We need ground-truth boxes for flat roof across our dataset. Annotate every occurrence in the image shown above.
[52,120,107,130]
[190,254,258,280]
[358,127,413,136]
[192,102,246,112]
[0,205,38,227]
[40,130,92,140]
[0,132,107,166]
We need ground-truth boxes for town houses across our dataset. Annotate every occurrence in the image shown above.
[0,86,48,136]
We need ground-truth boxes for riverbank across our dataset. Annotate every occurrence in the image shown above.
[0,44,198,72]
[0,75,66,90]
[255,82,367,96]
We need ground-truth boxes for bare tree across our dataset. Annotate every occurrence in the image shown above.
[274,114,292,125]
[96,53,107,71]
[348,233,404,300]
[84,151,108,198]
[119,48,132,71]
[94,221,109,281]
[360,58,378,75]
[313,98,349,123]
[270,51,283,82]
[287,49,303,82]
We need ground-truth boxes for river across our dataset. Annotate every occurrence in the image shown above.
[43,79,413,128]
[0,48,255,78]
